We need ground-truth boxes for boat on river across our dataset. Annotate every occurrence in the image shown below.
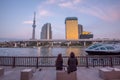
[85,43,120,55]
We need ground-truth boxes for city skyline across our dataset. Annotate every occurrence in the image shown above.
[0,0,120,40]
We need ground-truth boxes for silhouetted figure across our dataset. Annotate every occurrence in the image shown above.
[55,54,63,70]
[67,52,78,73]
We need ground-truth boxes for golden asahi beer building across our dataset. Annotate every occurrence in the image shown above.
[65,17,79,40]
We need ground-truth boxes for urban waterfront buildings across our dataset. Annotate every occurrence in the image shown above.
[32,12,36,40]
[30,14,92,40]
[80,31,93,39]
[41,23,52,39]
[65,17,93,40]
[65,17,79,40]
[78,24,83,37]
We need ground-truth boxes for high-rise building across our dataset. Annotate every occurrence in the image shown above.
[65,17,79,40]
[78,24,83,36]
[41,23,52,39]
[32,12,36,40]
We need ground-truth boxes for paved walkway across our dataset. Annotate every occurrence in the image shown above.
[0,66,120,80]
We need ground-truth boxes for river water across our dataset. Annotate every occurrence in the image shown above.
[0,47,87,56]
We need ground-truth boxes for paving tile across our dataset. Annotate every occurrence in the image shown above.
[0,66,120,80]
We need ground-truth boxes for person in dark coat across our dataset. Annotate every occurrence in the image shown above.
[67,52,78,73]
[55,54,63,70]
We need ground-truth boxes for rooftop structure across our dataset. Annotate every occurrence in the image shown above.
[65,17,78,23]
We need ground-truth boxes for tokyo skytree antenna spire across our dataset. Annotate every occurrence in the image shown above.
[32,12,36,40]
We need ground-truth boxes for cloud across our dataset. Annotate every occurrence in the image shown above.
[36,0,83,18]
[39,10,50,16]
[103,6,120,21]
[45,0,56,4]
[36,1,55,18]
[57,0,120,22]
[45,0,82,4]
[78,6,120,21]
[23,21,33,24]
[38,9,52,17]
[55,0,120,22]
[59,2,73,8]
[37,0,120,22]
[58,0,82,8]
[73,0,82,4]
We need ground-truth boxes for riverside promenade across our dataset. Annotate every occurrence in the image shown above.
[0,56,120,80]
[0,66,120,80]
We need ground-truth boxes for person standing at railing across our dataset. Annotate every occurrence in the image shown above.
[55,54,63,70]
[67,52,78,74]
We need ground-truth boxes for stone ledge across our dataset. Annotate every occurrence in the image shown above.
[56,71,77,80]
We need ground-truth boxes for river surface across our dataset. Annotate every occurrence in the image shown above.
[0,47,87,56]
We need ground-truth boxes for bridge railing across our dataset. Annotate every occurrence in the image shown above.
[0,56,120,68]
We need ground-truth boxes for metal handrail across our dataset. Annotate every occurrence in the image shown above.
[0,56,120,68]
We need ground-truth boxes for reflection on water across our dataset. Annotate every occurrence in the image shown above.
[0,47,87,56]
[38,47,52,56]
[66,47,80,56]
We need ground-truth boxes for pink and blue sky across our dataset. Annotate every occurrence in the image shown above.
[0,0,120,40]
